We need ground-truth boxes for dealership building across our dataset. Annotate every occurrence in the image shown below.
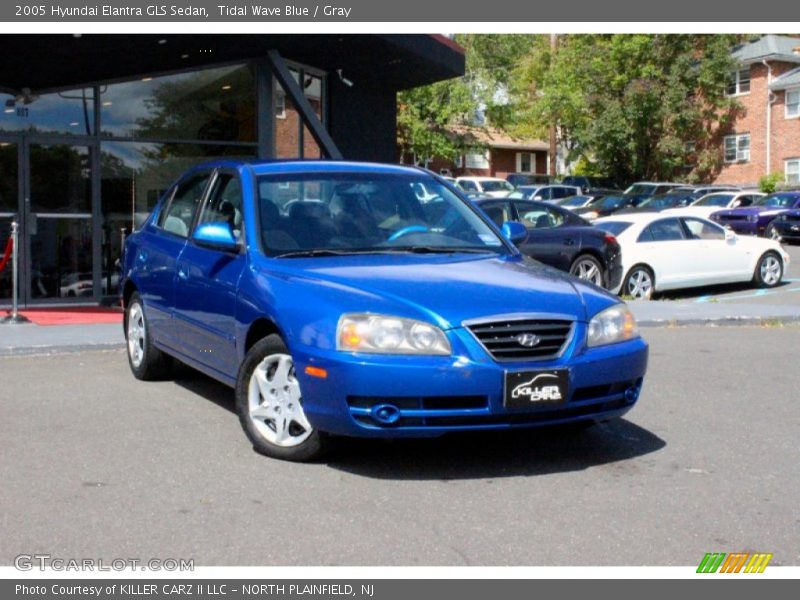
[0,34,463,306]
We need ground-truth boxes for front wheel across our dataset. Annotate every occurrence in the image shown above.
[570,254,605,287]
[623,265,655,300]
[235,335,325,461]
[765,224,783,243]
[753,252,783,288]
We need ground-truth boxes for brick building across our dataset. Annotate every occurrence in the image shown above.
[714,35,800,187]
[424,127,549,179]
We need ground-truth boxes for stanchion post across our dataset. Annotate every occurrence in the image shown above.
[2,221,30,324]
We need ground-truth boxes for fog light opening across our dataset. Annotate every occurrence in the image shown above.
[624,382,642,404]
[371,403,402,425]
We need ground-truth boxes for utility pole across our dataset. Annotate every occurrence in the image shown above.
[548,33,558,179]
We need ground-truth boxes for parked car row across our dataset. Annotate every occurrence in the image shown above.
[469,191,792,301]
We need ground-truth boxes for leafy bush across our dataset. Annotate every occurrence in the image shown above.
[759,172,783,194]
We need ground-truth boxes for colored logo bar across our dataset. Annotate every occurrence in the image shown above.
[697,552,773,573]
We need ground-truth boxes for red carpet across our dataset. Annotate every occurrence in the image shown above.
[14,306,123,326]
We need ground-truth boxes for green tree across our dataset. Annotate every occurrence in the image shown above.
[507,34,743,184]
[397,34,532,164]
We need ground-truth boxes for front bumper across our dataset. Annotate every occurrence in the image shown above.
[772,221,800,242]
[291,324,648,438]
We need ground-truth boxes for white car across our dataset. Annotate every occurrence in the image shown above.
[594,213,790,299]
[455,176,515,198]
[663,191,765,219]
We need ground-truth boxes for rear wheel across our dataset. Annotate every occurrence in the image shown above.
[623,265,654,300]
[753,252,783,288]
[570,254,605,287]
[126,293,172,380]
[235,334,325,461]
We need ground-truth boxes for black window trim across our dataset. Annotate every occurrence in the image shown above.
[155,168,215,240]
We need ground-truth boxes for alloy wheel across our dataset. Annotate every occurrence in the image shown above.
[760,255,782,286]
[247,354,313,448]
[627,269,653,300]
[571,258,604,286]
[127,302,145,368]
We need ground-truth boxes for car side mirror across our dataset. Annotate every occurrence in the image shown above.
[725,229,736,243]
[193,221,240,252]
[533,195,544,200]
[501,221,528,244]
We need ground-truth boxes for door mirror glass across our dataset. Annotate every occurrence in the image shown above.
[193,221,239,252]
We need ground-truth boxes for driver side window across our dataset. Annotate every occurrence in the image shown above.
[199,172,244,240]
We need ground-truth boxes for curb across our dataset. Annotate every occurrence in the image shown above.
[637,315,800,327]
[0,342,125,357]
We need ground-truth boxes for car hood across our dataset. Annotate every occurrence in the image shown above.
[262,254,615,329]
[714,206,787,217]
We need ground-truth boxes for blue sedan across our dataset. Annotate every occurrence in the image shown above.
[121,160,648,461]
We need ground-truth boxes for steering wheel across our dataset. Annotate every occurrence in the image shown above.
[387,225,430,242]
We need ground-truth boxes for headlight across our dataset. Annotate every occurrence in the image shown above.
[587,304,639,347]
[337,314,451,355]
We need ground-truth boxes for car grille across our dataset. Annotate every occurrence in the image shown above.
[466,319,573,361]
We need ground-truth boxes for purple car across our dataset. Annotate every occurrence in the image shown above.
[710,191,800,236]
[768,209,800,243]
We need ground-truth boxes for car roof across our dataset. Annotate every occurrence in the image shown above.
[184,159,434,177]
[457,175,506,181]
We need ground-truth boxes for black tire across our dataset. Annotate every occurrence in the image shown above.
[235,334,325,462]
[622,265,655,300]
[569,254,606,287]
[125,292,173,380]
[765,224,783,243]
[753,251,783,288]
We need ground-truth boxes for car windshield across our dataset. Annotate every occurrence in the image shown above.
[594,221,632,236]
[758,193,799,208]
[481,180,514,192]
[257,172,508,257]
[624,184,656,195]
[599,195,626,209]
[561,195,590,207]
[693,193,735,207]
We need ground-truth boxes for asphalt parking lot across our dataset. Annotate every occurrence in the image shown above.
[1,325,798,567]
[654,240,800,305]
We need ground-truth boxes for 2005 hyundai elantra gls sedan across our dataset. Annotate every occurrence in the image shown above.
[121,161,648,461]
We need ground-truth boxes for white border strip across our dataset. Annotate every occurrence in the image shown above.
[2,566,799,579]
[0,22,799,34]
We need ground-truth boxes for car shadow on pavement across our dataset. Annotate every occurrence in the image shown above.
[657,279,794,301]
[172,363,237,414]
[168,365,665,480]
[325,420,665,480]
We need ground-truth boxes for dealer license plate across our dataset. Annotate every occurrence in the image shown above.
[504,369,569,410]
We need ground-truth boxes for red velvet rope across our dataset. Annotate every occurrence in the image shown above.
[0,235,13,274]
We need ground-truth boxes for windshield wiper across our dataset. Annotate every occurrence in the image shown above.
[386,246,495,254]
[275,249,357,258]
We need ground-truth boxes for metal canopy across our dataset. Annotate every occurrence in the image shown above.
[0,34,464,96]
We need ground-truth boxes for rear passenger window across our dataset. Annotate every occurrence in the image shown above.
[637,218,686,242]
[158,172,212,237]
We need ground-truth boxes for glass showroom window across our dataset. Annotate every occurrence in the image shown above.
[726,68,751,96]
[786,159,800,185]
[0,88,95,136]
[99,64,257,142]
[786,89,799,119]
[724,134,750,163]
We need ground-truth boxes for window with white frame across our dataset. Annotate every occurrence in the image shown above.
[726,68,751,96]
[786,88,800,119]
[465,150,490,170]
[275,93,286,119]
[516,152,534,173]
[787,159,800,185]
[724,134,750,163]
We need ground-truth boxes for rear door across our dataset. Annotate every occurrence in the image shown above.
[634,217,698,289]
[137,170,212,348]
[173,169,248,378]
